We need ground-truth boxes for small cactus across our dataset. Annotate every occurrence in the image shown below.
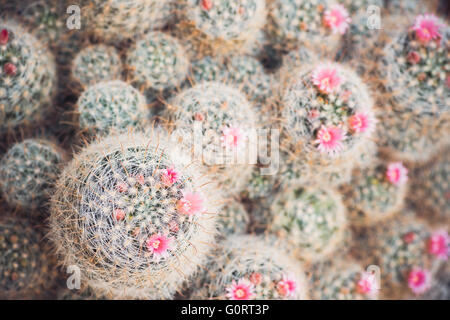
[49,130,221,299]
[76,80,149,137]
[269,186,347,262]
[190,235,308,300]
[216,200,250,238]
[0,139,65,210]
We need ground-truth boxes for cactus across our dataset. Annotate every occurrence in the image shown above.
[217,200,250,237]
[81,0,175,42]
[76,80,149,137]
[174,0,267,59]
[278,62,376,187]
[126,32,189,93]
[49,130,221,299]
[341,0,383,14]
[422,262,450,300]
[341,161,408,226]
[385,0,428,16]
[0,139,65,210]
[72,45,122,88]
[0,20,56,131]
[267,0,351,54]
[269,186,347,262]
[190,235,308,300]
[166,82,257,196]
[308,258,379,300]
[0,216,54,299]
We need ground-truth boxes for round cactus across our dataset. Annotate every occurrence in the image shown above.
[72,45,122,88]
[49,130,221,299]
[81,0,175,41]
[269,186,347,262]
[0,20,56,131]
[308,258,379,300]
[0,217,54,299]
[385,0,429,16]
[216,200,250,237]
[341,161,408,226]
[175,0,267,58]
[341,0,383,14]
[267,0,351,54]
[76,80,149,137]
[0,139,65,210]
[166,82,257,196]
[126,32,189,93]
[422,262,450,300]
[278,62,376,187]
[190,235,308,300]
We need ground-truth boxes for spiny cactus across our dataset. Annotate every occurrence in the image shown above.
[72,45,122,89]
[422,262,450,300]
[269,186,346,262]
[174,0,267,59]
[267,0,351,54]
[76,80,149,137]
[355,213,446,298]
[385,0,429,16]
[278,62,376,187]
[341,0,383,15]
[49,130,221,299]
[216,200,250,237]
[0,139,65,210]
[0,216,54,299]
[126,32,189,93]
[308,258,379,300]
[0,20,56,131]
[166,82,257,196]
[341,161,408,226]
[81,0,176,41]
[190,235,308,300]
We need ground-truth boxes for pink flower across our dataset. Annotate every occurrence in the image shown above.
[201,0,213,11]
[177,191,204,216]
[113,208,126,221]
[428,230,449,260]
[348,111,376,134]
[146,233,173,262]
[312,64,342,94]
[0,29,9,45]
[323,4,351,35]
[249,273,262,285]
[356,272,379,297]
[221,126,244,149]
[3,62,17,76]
[116,182,128,193]
[315,126,346,156]
[407,268,431,295]
[226,278,254,300]
[407,51,421,64]
[386,162,408,186]
[411,14,443,43]
[161,166,179,186]
[277,275,298,298]
[403,231,416,244]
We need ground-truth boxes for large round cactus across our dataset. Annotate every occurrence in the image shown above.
[0,20,56,131]
[190,235,309,300]
[49,130,221,299]
[0,139,65,210]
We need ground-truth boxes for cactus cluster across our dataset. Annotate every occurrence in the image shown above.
[76,80,149,137]
[0,20,56,131]
[0,139,65,209]
[49,131,220,299]
[190,235,308,300]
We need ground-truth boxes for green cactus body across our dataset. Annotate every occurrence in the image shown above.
[49,131,221,299]
[269,186,346,262]
[0,20,56,131]
[217,200,249,237]
[190,235,308,300]
[76,80,149,137]
[72,45,122,88]
[126,32,189,92]
[0,139,65,209]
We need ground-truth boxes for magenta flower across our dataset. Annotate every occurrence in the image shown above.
[348,111,376,134]
[161,166,179,186]
[411,14,443,43]
[226,278,254,300]
[408,268,431,295]
[407,51,421,64]
[386,162,408,186]
[323,4,351,35]
[312,64,342,94]
[249,273,262,285]
[3,62,17,76]
[356,272,379,297]
[177,191,204,216]
[315,126,346,156]
[221,126,245,149]
[201,0,213,11]
[146,233,173,262]
[428,230,449,260]
[113,208,126,221]
[0,29,9,45]
[277,275,298,298]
